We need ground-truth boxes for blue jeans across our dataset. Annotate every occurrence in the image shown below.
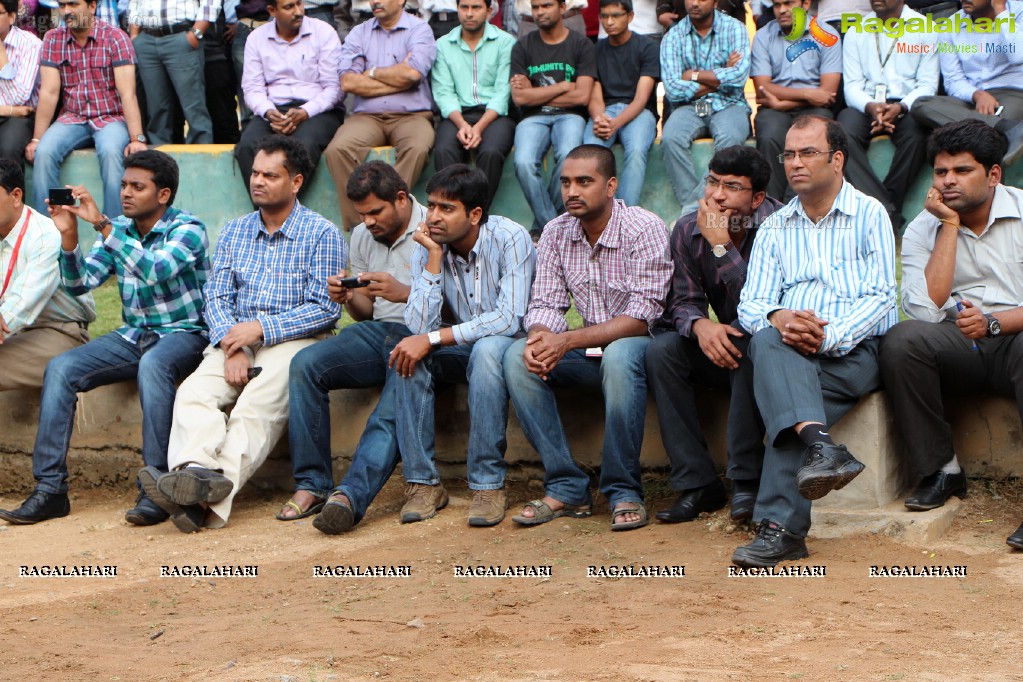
[32,121,129,217]
[662,103,751,215]
[32,330,207,495]
[395,335,516,490]
[583,104,657,207]
[504,336,650,508]
[288,321,410,521]
[513,113,586,233]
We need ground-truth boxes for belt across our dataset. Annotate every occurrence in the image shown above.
[357,7,420,19]
[238,17,269,27]
[521,8,579,21]
[429,10,456,21]
[140,21,192,37]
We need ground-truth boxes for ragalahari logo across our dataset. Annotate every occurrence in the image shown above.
[783,7,839,62]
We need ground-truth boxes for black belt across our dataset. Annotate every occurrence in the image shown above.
[429,11,456,22]
[357,7,420,18]
[140,21,192,37]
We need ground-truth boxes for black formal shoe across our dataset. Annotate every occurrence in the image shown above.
[731,519,809,568]
[795,443,865,501]
[157,467,233,506]
[904,470,967,511]
[0,490,70,525]
[139,466,205,534]
[1006,522,1023,550]
[729,479,759,522]
[124,491,170,526]
[655,479,728,523]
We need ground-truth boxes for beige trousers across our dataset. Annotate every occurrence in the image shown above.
[167,337,321,527]
[323,111,435,229]
[0,321,89,391]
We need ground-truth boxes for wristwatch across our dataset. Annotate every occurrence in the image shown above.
[368,67,377,80]
[428,330,442,347]
[191,27,204,40]
[135,133,147,144]
[690,70,699,82]
[986,314,1001,337]
[94,216,112,232]
[712,243,728,258]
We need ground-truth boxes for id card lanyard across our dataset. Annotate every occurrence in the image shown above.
[447,249,483,318]
[0,210,32,300]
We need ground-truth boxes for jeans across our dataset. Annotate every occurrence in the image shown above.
[287,321,410,520]
[395,335,516,490]
[583,104,657,207]
[513,113,586,233]
[504,336,650,508]
[32,330,207,495]
[662,103,751,215]
[32,120,129,216]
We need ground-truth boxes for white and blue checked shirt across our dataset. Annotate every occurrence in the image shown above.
[660,9,750,111]
[204,202,345,348]
[405,215,535,345]
[738,181,898,357]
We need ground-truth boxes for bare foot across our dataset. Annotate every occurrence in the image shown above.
[517,495,566,520]
[277,490,323,519]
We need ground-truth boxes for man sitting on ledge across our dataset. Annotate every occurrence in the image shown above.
[880,120,1023,550]
[0,150,209,527]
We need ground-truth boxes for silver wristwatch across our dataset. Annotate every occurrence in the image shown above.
[428,330,442,347]
[712,243,728,258]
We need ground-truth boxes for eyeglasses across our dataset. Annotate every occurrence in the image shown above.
[705,175,752,193]
[599,11,629,19]
[777,149,836,163]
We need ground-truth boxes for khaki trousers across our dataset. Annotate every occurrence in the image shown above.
[323,111,434,229]
[0,321,89,391]
[167,336,323,526]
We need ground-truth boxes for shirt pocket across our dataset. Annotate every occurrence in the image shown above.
[605,278,633,316]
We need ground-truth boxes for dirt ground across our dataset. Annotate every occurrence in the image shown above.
[2,475,1022,682]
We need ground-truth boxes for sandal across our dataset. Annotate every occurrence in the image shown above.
[312,491,356,535]
[611,502,648,531]
[275,493,326,521]
[511,499,592,526]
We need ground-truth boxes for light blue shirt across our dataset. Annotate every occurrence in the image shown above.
[738,181,898,356]
[660,10,750,111]
[405,215,536,345]
[939,0,1023,103]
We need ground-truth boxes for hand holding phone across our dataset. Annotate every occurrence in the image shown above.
[339,276,370,288]
[49,188,75,206]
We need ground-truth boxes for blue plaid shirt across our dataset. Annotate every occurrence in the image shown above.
[204,202,345,347]
[60,206,210,343]
[660,9,751,112]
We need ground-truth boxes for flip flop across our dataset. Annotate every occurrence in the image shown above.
[275,495,326,521]
[312,492,356,535]
[611,502,649,532]
[512,499,592,526]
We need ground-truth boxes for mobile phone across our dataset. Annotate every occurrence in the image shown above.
[49,188,75,206]
[247,366,263,379]
[339,276,370,288]
[995,106,1004,116]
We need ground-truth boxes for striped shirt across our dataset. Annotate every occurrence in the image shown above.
[61,206,209,343]
[204,202,345,348]
[939,0,1023,103]
[737,181,898,357]
[127,0,225,28]
[660,10,750,111]
[1,207,95,334]
[405,215,535,345]
[40,22,136,129]
[526,200,672,334]
[0,26,41,108]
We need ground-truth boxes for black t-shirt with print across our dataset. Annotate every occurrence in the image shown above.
[510,29,598,119]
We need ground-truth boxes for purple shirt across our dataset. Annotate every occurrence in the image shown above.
[242,17,342,119]
[338,12,436,115]
[525,200,672,334]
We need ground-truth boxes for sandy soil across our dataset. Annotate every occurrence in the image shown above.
[2,476,1022,682]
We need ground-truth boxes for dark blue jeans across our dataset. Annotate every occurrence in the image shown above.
[32,330,207,495]
[288,321,410,522]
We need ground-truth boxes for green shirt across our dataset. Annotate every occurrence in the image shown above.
[431,22,516,119]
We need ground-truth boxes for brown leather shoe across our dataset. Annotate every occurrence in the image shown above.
[400,483,448,524]
[467,488,506,527]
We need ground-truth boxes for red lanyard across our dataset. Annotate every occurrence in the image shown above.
[1,210,32,300]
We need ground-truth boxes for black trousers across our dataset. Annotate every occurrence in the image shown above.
[235,105,344,192]
[880,320,1023,481]
[428,14,459,40]
[754,107,833,202]
[838,107,927,224]
[433,109,515,206]
[0,116,33,167]
[645,329,765,491]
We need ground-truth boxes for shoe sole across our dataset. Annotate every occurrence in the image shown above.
[729,507,754,522]
[139,467,202,534]
[124,508,168,526]
[157,470,234,506]
[730,545,810,569]
[468,511,506,527]
[1007,537,1023,550]
[904,487,967,511]
[313,501,356,535]
[400,492,449,524]
[0,506,70,525]
[796,460,866,501]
